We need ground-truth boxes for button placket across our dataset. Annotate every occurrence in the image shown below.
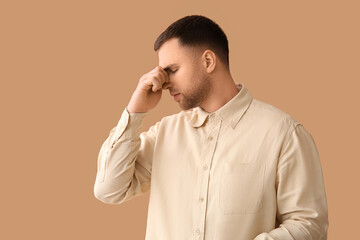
[196,115,221,240]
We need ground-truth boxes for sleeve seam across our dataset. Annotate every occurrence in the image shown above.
[278,123,302,160]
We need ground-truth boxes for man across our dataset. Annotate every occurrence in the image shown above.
[94,15,329,240]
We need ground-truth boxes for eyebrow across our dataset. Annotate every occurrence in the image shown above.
[163,64,178,72]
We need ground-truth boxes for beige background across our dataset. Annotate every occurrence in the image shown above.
[1,0,359,239]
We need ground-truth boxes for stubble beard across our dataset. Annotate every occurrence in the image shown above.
[180,75,212,110]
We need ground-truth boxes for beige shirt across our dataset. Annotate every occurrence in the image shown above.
[94,83,329,240]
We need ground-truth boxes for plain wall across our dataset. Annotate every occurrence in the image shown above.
[1,0,359,239]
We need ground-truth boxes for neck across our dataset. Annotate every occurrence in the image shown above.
[199,71,241,113]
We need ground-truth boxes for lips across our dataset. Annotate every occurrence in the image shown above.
[170,92,181,101]
[170,92,180,96]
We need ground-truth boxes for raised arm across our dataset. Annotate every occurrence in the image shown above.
[94,65,169,204]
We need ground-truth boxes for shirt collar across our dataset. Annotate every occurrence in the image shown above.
[190,83,253,129]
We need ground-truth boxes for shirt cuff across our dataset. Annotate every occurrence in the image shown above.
[110,107,148,149]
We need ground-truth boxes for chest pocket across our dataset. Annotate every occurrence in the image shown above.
[219,162,265,214]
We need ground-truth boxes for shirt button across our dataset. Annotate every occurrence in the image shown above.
[195,229,201,235]
[203,165,208,170]
[208,136,213,141]
[199,197,204,202]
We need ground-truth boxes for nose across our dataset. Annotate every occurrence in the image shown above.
[162,80,171,90]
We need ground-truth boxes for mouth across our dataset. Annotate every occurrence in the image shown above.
[169,90,181,101]
[172,93,180,101]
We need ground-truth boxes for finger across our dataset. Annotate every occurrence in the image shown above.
[161,82,170,90]
[142,75,160,92]
[157,66,169,83]
[151,76,163,92]
[155,69,168,87]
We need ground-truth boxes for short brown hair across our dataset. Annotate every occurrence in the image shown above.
[154,15,229,70]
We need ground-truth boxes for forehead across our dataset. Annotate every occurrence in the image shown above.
[158,38,197,68]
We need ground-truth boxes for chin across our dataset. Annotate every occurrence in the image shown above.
[179,105,187,110]
[178,103,188,110]
[179,104,194,111]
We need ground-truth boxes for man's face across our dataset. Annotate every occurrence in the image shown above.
[158,38,212,110]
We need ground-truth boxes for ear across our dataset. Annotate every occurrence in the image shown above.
[202,50,216,73]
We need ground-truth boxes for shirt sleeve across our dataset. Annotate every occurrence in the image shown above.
[93,107,160,204]
[254,124,329,240]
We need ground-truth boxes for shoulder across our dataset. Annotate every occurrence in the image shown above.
[248,98,301,131]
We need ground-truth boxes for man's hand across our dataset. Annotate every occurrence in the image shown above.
[127,66,169,113]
